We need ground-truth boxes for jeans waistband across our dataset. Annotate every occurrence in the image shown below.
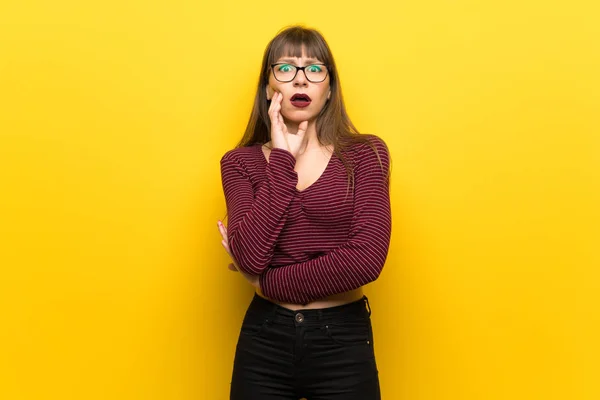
[248,293,372,326]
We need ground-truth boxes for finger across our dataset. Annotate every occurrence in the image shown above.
[222,241,233,257]
[274,92,281,110]
[278,112,288,134]
[297,121,308,137]
[222,239,233,254]
[274,96,281,117]
[271,105,282,132]
[268,93,278,119]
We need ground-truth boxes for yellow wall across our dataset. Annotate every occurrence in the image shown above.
[1,0,598,399]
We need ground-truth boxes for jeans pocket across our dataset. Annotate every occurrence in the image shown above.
[239,311,272,338]
[324,319,373,347]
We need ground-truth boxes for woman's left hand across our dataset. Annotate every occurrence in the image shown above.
[217,220,260,289]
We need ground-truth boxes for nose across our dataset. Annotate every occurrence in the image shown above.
[293,69,308,87]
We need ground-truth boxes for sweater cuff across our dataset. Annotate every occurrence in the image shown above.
[266,148,298,191]
[268,148,296,167]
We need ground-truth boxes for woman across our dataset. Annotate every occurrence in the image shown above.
[217,25,392,400]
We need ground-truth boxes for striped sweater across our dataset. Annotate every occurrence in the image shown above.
[220,134,392,305]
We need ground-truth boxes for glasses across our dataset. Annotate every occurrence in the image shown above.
[271,63,329,83]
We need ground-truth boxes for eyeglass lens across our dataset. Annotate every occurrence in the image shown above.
[273,64,327,82]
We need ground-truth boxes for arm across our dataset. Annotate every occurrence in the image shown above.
[220,148,298,275]
[259,136,392,304]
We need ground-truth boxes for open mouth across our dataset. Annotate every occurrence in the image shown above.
[290,93,312,108]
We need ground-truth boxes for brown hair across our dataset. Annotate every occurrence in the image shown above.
[236,25,389,191]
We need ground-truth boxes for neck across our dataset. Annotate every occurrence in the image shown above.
[285,119,320,148]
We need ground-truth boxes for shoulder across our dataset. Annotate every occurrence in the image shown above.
[348,134,390,167]
[220,144,266,182]
[363,134,389,154]
[220,144,262,167]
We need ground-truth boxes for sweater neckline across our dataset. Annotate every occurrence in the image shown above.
[255,143,334,194]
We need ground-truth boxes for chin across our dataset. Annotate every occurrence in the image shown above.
[284,117,316,125]
[282,110,318,122]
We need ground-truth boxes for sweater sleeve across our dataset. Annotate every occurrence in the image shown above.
[220,147,298,275]
[259,136,392,304]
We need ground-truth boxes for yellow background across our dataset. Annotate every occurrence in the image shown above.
[1,0,599,399]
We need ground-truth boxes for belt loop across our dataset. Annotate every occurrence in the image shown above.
[364,296,371,317]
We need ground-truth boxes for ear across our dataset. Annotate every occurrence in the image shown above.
[266,85,274,100]
[327,90,331,100]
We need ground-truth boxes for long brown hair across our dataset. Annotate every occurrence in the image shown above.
[236,25,388,190]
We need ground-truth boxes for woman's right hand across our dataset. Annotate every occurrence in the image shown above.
[268,92,308,158]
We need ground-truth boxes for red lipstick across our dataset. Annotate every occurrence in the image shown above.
[290,93,312,108]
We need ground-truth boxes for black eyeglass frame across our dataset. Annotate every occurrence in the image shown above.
[270,63,329,83]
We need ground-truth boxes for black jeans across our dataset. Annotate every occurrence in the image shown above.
[230,293,380,400]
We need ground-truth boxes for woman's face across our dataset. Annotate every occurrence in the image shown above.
[266,53,331,124]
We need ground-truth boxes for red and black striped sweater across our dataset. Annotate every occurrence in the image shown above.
[220,134,392,305]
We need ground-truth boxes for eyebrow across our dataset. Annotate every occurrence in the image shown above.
[275,58,324,64]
